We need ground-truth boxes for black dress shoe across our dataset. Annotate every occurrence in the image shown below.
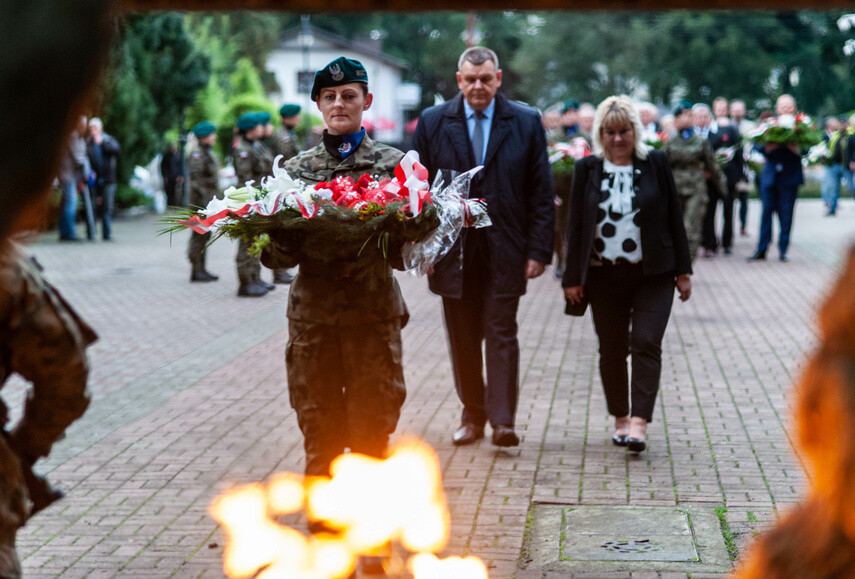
[492,425,520,447]
[612,434,629,447]
[626,437,647,453]
[747,251,766,261]
[779,254,789,262]
[452,423,484,446]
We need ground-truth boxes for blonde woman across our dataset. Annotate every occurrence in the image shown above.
[562,95,692,453]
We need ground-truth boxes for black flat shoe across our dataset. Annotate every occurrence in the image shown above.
[626,437,647,453]
[612,434,629,447]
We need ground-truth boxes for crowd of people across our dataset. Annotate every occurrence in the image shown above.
[545,94,855,265]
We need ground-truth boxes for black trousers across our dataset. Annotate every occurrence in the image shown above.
[586,263,675,422]
[702,181,737,251]
[441,229,520,428]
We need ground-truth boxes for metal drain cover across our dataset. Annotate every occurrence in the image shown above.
[524,505,731,573]
[601,539,662,554]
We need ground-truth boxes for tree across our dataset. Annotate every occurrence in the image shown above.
[99,13,210,182]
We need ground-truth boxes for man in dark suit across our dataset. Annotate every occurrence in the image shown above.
[748,94,804,262]
[701,100,745,255]
[413,46,554,447]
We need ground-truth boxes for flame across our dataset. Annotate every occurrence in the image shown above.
[209,439,485,578]
[410,553,490,579]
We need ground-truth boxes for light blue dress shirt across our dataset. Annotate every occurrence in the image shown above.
[463,98,495,165]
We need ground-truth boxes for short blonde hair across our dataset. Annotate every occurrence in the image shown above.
[592,95,649,161]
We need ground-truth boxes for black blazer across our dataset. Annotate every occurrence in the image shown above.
[413,92,554,299]
[709,124,745,186]
[561,150,692,288]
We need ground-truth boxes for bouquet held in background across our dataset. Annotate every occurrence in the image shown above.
[803,140,833,167]
[165,151,490,286]
[750,113,821,148]
[549,137,592,177]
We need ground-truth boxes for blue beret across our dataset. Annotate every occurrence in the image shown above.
[255,111,272,125]
[311,57,368,101]
[279,104,301,118]
[191,121,216,137]
[236,113,260,131]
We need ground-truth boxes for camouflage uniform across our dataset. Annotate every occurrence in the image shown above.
[186,143,219,280]
[261,135,407,477]
[233,136,273,290]
[270,125,300,161]
[663,133,725,260]
[0,242,96,576]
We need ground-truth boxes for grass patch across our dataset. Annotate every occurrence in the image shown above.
[715,506,738,560]
[747,511,758,523]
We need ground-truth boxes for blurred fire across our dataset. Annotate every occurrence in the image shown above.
[210,439,489,579]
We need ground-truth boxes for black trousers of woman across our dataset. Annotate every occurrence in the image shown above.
[586,263,675,422]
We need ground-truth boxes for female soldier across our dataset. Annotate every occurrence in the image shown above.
[261,57,407,480]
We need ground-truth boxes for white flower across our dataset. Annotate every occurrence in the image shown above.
[262,155,303,195]
[778,114,796,129]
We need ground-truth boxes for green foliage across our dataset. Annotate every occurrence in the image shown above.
[116,183,152,210]
[231,57,266,98]
[186,73,227,130]
[510,11,855,116]
[100,13,210,183]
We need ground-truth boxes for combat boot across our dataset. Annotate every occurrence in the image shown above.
[256,273,276,291]
[237,278,268,297]
[191,267,217,282]
[273,269,294,284]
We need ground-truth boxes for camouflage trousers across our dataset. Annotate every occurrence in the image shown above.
[235,239,260,282]
[679,191,708,261]
[286,318,406,477]
[187,231,211,268]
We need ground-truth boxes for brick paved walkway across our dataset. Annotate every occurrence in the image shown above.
[7,199,855,578]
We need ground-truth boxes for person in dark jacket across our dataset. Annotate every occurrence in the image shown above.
[562,95,692,453]
[413,46,554,448]
[160,142,184,208]
[85,117,121,241]
[748,94,804,262]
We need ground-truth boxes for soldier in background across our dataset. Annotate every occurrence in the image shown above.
[232,113,274,297]
[187,121,220,283]
[663,100,725,261]
[268,104,303,285]
[0,226,97,576]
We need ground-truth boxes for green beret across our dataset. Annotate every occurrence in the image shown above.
[236,113,260,131]
[311,57,368,101]
[674,99,693,116]
[191,121,216,138]
[255,111,272,125]
[561,99,580,113]
[280,103,301,118]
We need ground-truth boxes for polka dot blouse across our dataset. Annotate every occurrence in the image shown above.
[592,160,642,264]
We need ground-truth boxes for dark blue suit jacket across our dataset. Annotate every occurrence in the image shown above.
[413,92,555,299]
[760,144,804,189]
